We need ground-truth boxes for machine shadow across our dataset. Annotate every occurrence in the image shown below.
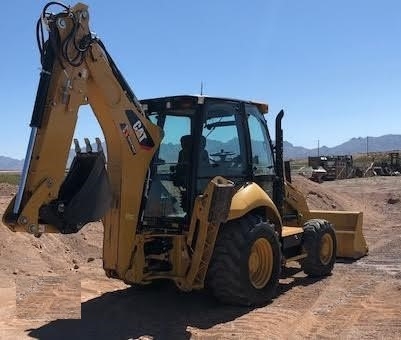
[278,266,326,295]
[27,282,252,340]
[27,269,328,340]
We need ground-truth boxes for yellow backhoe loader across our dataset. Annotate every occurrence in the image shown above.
[2,2,368,306]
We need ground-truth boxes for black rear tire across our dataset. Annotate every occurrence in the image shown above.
[206,214,282,306]
[301,219,337,277]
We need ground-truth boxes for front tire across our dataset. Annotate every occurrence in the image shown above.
[301,219,336,277]
[206,214,282,306]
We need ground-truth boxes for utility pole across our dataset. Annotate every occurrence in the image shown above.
[366,136,369,157]
[317,139,320,157]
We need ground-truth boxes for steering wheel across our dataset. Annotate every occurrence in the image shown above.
[210,149,235,162]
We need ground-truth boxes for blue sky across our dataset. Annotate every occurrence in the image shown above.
[1,1,400,159]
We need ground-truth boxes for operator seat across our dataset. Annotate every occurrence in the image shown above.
[175,135,211,212]
[199,135,210,166]
[175,135,210,186]
[173,135,193,213]
[175,135,192,187]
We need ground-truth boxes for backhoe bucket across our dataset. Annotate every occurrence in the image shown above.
[308,210,368,259]
[39,152,112,234]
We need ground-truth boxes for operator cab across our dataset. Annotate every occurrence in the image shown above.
[140,95,275,231]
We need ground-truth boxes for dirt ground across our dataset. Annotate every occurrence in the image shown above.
[0,175,400,339]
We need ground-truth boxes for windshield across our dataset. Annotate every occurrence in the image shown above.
[196,100,247,193]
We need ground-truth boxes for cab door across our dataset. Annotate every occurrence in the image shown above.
[245,104,275,198]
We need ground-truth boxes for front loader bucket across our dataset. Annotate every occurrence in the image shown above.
[308,210,368,259]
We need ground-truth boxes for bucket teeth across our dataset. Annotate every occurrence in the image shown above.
[73,139,81,154]
[95,137,103,153]
[84,138,92,153]
[75,138,103,154]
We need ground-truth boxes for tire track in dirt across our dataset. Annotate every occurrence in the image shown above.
[190,307,302,339]
[286,268,401,339]
[16,275,81,320]
[191,273,330,339]
[357,236,401,277]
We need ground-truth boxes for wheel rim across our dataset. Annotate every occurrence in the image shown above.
[248,238,273,289]
[320,233,334,265]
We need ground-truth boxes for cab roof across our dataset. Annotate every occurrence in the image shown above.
[140,95,268,114]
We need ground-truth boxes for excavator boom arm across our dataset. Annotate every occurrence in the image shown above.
[2,3,162,278]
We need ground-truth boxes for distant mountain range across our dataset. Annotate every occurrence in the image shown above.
[284,134,401,160]
[1,134,400,170]
[0,156,24,171]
